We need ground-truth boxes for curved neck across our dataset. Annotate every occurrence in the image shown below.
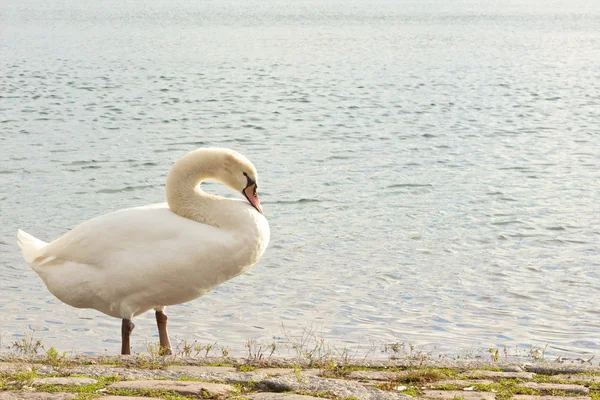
[165,150,225,227]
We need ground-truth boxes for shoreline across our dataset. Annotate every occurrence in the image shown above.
[1,353,599,372]
[1,354,600,400]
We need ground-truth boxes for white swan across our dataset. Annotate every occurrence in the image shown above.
[16,148,270,355]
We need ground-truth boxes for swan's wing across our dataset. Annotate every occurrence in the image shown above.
[37,203,228,269]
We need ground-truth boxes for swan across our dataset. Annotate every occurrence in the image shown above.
[16,148,270,355]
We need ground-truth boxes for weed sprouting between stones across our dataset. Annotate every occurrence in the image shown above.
[10,330,44,355]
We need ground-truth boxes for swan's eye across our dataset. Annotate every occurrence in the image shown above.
[244,172,256,187]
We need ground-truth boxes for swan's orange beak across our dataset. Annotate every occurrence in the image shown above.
[243,183,263,214]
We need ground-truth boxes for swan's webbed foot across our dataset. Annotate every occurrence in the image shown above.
[156,310,172,355]
[121,319,135,355]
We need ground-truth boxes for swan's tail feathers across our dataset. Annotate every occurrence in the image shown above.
[17,229,48,264]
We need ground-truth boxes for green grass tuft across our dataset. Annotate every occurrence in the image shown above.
[400,386,420,397]
[231,380,258,395]
[392,368,452,384]
[470,379,540,400]
[237,364,257,372]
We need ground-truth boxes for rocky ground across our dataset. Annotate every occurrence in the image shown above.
[1,355,599,400]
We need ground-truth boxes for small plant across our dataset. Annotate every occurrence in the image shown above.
[192,341,217,357]
[320,359,347,378]
[397,386,420,397]
[221,346,230,357]
[202,342,216,357]
[280,324,332,367]
[245,339,264,362]
[393,369,448,384]
[489,348,500,362]
[267,340,278,358]
[333,338,376,368]
[234,381,257,395]
[176,339,194,357]
[45,347,68,367]
[128,342,169,369]
[5,370,38,389]
[293,367,305,383]
[576,355,594,364]
[11,330,44,355]
[174,339,218,357]
[382,342,402,359]
[146,341,163,358]
[244,337,279,362]
[237,364,256,372]
[381,342,432,367]
[529,344,548,362]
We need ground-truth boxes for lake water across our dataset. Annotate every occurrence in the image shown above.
[1,0,599,358]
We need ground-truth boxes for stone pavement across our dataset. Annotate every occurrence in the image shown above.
[1,356,600,400]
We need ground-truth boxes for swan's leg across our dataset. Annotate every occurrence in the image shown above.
[155,308,172,355]
[121,319,135,355]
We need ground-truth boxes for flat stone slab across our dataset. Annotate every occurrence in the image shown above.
[257,368,298,376]
[109,380,236,396]
[519,382,589,394]
[32,377,98,386]
[553,374,600,383]
[423,390,496,400]
[465,370,535,380]
[0,394,76,400]
[348,369,449,381]
[512,396,591,400]
[428,379,494,387]
[249,393,326,400]
[348,371,401,381]
[164,365,264,383]
[0,363,34,373]
[525,365,593,375]
[258,368,321,377]
[262,375,412,400]
[359,379,389,387]
[166,365,237,373]
[101,397,162,400]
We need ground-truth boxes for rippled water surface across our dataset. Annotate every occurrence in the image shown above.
[1,0,600,357]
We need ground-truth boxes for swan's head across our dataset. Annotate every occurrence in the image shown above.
[220,149,263,214]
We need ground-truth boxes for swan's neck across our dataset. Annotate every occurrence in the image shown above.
[165,152,228,227]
